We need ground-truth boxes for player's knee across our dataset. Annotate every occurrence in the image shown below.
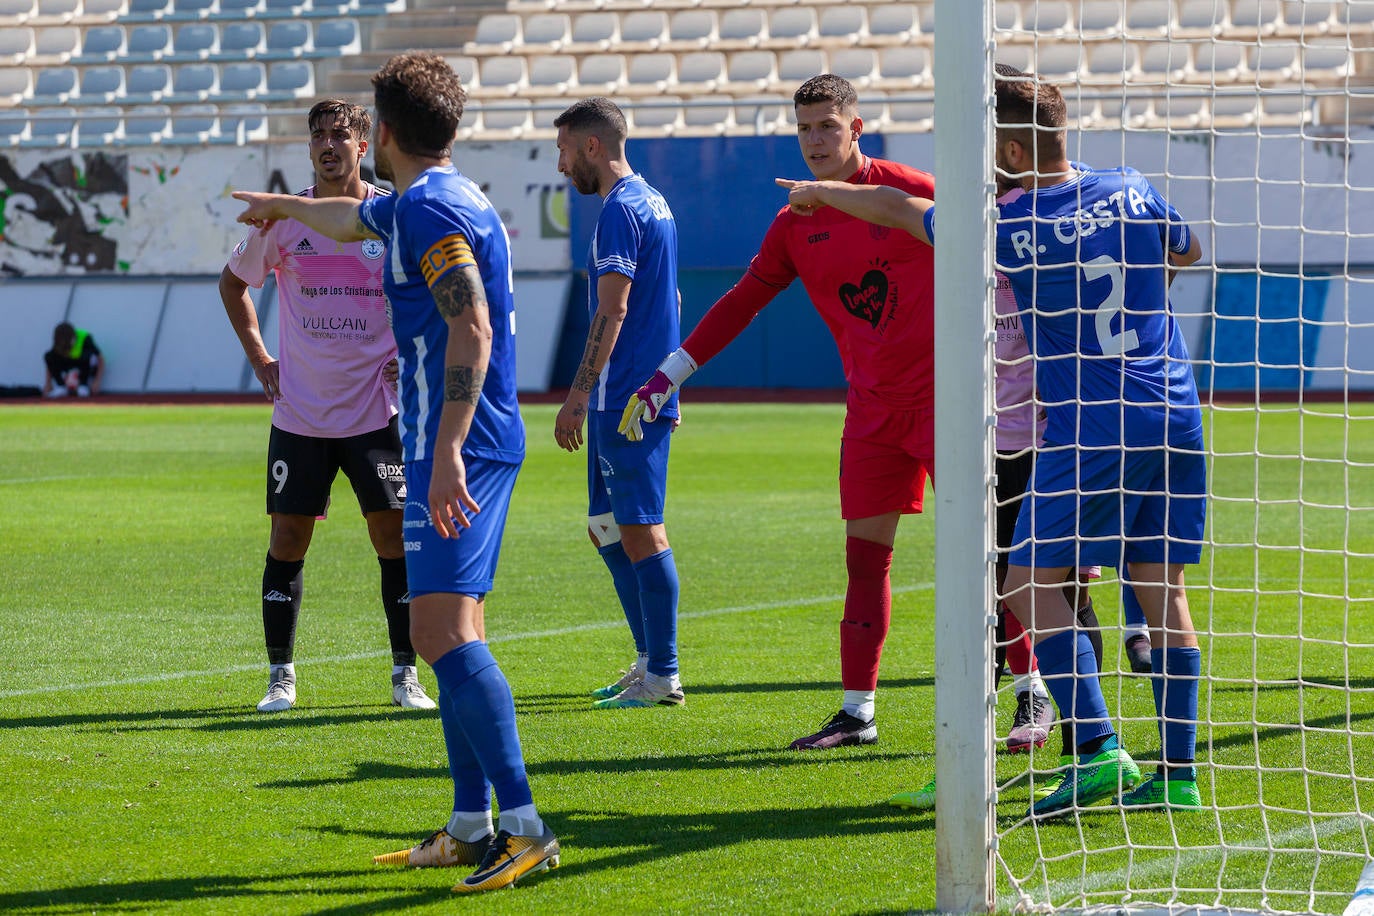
[269,514,314,561]
[588,512,620,548]
[366,509,404,559]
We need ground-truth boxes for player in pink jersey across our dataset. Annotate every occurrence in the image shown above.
[220,99,435,714]
[622,74,1037,754]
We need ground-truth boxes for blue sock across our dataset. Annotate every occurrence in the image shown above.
[599,542,646,654]
[437,686,491,815]
[431,642,535,814]
[634,549,679,678]
[1036,630,1114,752]
[1151,646,1200,778]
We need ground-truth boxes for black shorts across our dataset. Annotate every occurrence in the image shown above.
[994,450,1035,572]
[266,417,406,517]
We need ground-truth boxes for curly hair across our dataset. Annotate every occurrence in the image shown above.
[371,51,466,158]
[793,74,858,111]
[307,99,371,142]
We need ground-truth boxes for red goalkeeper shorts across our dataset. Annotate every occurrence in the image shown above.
[838,401,933,520]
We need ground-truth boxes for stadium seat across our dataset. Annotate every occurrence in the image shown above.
[1340,0,1374,25]
[885,96,934,132]
[171,22,217,59]
[1138,41,1190,80]
[81,0,124,19]
[219,102,268,143]
[527,54,575,95]
[717,8,766,48]
[264,60,313,99]
[1077,0,1123,35]
[476,55,525,96]
[264,21,310,57]
[313,19,358,55]
[0,66,33,105]
[23,109,75,146]
[125,24,172,62]
[817,5,866,45]
[0,27,35,65]
[467,13,520,55]
[876,45,930,88]
[577,53,626,94]
[624,51,674,95]
[1301,38,1352,79]
[1177,0,1226,32]
[121,103,169,142]
[677,50,725,93]
[477,98,532,137]
[767,7,818,47]
[867,4,918,44]
[724,49,775,92]
[32,26,79,62]
[219,60,265,99]
[73,24,123,63]
[1250,41,1298,81]
[164,102,218,143]
[33,0,78,23]
[1281,1,1335,30]
[568,12,617,52]
[994,3,1019,32]
[0,107,30,145]
[681,93,733,134]
[1083,41,1134,83]
[1125,0,1172,33]
[629,94,683,134]
[76,106,122,145]
[0,0,35,24]
[167,61,217,101]
[172,0,216,19]
[78,64,123,102]
[127,0,172,18]
[522,12,570,51]
[667,9,715,50]
[446,54,477,90]
[1033,43,1085,80]
[1230,0,1282,33]
[31,65,77,103]
[617,11,669,52]
[776,48,827,86]
[829,47,877,88]
[1191,42,1248,81]
[125,63,171,102]
[216,0,263,16]
[733,95,787,135]
[353,0,404,17]
[218,21,264,57]
[263,0,311,16]
[1025,1,1072,34]
[996,43,1033,73]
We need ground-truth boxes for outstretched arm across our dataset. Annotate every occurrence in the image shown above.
[774,178,934,245]
[231,191,378,242]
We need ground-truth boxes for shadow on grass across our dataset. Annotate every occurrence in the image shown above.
[0,869,442,915]
[0,704,436,733]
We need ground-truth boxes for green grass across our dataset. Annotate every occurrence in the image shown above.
[0,403,1370,914]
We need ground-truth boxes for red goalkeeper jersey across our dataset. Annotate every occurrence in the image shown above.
[684,155,936,416]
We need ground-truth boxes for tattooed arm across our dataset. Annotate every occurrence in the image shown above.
[428,262,493,539]
[555,271,632,453]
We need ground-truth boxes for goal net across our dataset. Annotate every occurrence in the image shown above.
[931,1,1374,913]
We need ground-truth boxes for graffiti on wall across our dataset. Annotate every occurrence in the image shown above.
[0,152,127,276]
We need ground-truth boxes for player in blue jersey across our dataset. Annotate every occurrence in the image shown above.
[233,51,559,892]
[776,65,1207,818]
[551,97,685,709]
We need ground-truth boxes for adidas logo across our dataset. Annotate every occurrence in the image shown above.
[263,590,293,602]
[295,238,314,253]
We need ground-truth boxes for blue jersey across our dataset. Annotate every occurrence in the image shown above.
[587,173,680,417]
[992,165,1201,448]
[358,166,524,464]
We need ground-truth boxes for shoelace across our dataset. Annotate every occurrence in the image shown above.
[474,832,514,871]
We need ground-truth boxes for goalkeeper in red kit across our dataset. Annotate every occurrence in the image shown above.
[623,73,1037,754]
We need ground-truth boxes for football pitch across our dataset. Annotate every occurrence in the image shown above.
[0,402,1370,914]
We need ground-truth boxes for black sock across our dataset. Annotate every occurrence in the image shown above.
[263,553,304,666]
[1060,720,1076,757]
[379,556,415,668]
[993,606,1008,690]
[1077,732,1112,757]
[1076,596,1103,670]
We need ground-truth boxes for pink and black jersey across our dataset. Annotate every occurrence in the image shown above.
[228,182,396,439]
[993,187,1043,452]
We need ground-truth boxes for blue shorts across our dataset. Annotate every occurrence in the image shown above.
[1009,439,1207,569]
[587,410,671,525]
[403,455,521,598]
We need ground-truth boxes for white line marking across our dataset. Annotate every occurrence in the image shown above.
[0,583,933,699]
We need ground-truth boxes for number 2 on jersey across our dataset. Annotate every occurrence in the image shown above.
[1083,255,1140,356]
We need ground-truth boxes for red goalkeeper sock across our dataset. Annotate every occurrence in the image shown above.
[839,536,893,692]
[1003,603,1038,676]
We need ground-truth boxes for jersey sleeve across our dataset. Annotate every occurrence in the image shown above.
[405,196,479,289]
[923,206,936,245]
[1130,172,1192,257]
[743,210,798,291]
[225,224,280,289]
[357,193,396,243]
[593,200,639,281]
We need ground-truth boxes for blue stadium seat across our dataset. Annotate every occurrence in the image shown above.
[219,60,265,99]
[78,64,124,102]
[215,0,262,16]
[171,0,216,19]
[127,0,173,18]
[353,0,403,14]
[219,102,268,143]
[125,63,171,103]
[264,20,311,58]
[76,106,123,145]
[263,60,313,99]
[125,24,172,62]
[31,65,77,104]
[23,108,75,146]
[0,107,30,146]
[164,103,218,143]
[217,20,264,58]
[313,18,359,55]
[166,61,217,101]
[72,24,124,63]
[121,103,170,143]
[170,22,217,60]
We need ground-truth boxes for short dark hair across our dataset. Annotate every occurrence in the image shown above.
[371,51,465,158]
[307,99,371,141]
[553,97,627,153]
[793,74,858,111]
[994,65,1066,163]
[53,322,74,351]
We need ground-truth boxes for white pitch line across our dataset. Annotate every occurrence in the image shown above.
[0,583,933,699]
[1037,814,1373,907]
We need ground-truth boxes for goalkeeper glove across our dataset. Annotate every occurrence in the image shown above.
[619,348,697,441]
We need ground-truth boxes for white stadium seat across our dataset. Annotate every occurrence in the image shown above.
[568,12,616,52]
[527,54,575,95]
[477,55,526,95]
[469,13,520,54]
[0,66,33,105]
[617,11,669,52]
[677,50,725,92]
[776,48,826,84]
[0,27,35,65]
[829,48,877,88]
[718,8,765,48]
[867,4,917,44]
[32,26,79,62]
[768,7,818,46]
[725,49,775,92]
[667,9,715,49]
[577,53,625,94]
[522,12,570,51]
[817,5,866,44]
[625,52,674,95]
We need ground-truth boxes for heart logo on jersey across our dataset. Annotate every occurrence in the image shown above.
[839,269,889,329]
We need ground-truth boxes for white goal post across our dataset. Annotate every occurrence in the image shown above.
[931,1,1374,914]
